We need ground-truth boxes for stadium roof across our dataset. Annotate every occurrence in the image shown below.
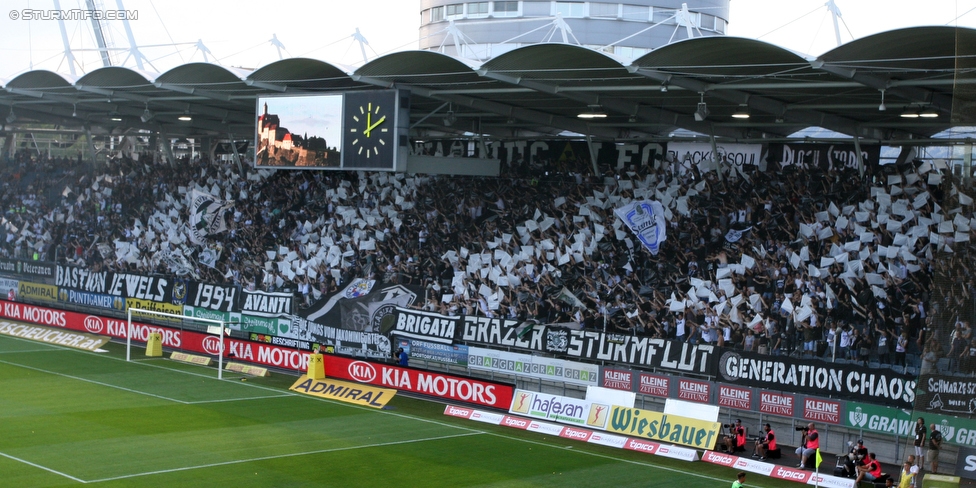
[1,26,973,144]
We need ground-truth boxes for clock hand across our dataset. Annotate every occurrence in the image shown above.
[364,115,386,137]
[364,111,372,137]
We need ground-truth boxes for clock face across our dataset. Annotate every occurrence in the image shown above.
[342,90,397,169]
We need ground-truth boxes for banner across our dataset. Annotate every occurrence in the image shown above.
[666,142,763,174]
[300,283,420,336]
[406,339,468,366]
[188,189,234,244]
[55,265,176,303]
[185,281,237,312]
[766,142,881,171]
[607,406,722,450]
[338,286,419,333]
[843,402,913,437]
[461,315,564,351]
[955,446,976,480]
[570,333,715,375]
[58,288,125,312]
[614,200,667,255]
[125,298,183,319]
[393,307,461,344]
[916,374,976,415]
[509,389,611,430]
[701,451,856,488]
[292,316,392,359]
[0,258,55,279]
[238,289,293,318]
[468,346,600,386]
[716,349,916,409]
[323,354,513,409]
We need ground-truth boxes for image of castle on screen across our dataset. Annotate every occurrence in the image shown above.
[255,94,342,168]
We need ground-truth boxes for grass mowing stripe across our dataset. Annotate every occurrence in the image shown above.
[0,357,190,404]
[85,431,485,483]
[0,450,88,484]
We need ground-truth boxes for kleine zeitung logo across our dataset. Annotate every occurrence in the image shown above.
[83,315,104,333]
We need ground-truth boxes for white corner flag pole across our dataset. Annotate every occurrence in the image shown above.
[218,322,224,380]
[126,307,132,362]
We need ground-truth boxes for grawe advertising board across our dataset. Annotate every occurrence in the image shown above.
[322,353,513,409]
[843,402,913,437]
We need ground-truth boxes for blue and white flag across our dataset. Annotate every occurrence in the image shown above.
[614,200,667,255]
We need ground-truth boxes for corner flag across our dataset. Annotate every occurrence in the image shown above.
[815,448,823,469]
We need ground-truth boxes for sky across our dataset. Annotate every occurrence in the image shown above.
[0,0,973,80]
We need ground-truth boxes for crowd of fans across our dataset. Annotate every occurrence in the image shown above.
[1,146,974,373]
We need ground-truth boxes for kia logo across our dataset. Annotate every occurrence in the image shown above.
[84,316,104,333]
[349,361,377,382]
[201,336,222,355]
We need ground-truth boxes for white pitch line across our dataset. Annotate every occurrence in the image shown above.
[0,358,190,405]
[0,450,88,484]
[185,394,293,404]
[85,431,484,483]
[0,348,62,354]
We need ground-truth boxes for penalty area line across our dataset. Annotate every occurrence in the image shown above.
[0,450,88,484]
[85,431,484,483]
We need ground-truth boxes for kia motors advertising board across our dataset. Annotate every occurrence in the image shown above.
[323,353,513,409]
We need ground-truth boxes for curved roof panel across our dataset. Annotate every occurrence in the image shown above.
[483,44,625,72]
[248,58,360,91]
[6,70,76,89]
[820,26,976,67]
[356,51,482,85]
[632,37,811,77]
[76,66,155,88]
[155,63,252,85]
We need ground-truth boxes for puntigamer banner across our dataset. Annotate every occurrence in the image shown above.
[716,349,916,409]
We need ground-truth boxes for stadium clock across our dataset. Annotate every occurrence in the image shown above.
[342,90,397,169]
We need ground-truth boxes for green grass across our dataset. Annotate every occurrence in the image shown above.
[0,334,802,487]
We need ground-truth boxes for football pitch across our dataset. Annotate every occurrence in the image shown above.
[0,334,801,487]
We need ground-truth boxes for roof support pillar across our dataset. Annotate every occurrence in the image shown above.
[585,135,600,176]
[228,134,245,176]
[851,133,865,179]
[709,134,723,184]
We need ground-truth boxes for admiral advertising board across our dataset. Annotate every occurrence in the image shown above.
[18,281,58,304]
[716,349,916,409]
[322,353,513,409]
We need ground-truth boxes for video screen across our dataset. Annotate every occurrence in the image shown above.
[254,94,343,168]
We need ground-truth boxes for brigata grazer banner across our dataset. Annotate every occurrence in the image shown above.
[716,349,916,409]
